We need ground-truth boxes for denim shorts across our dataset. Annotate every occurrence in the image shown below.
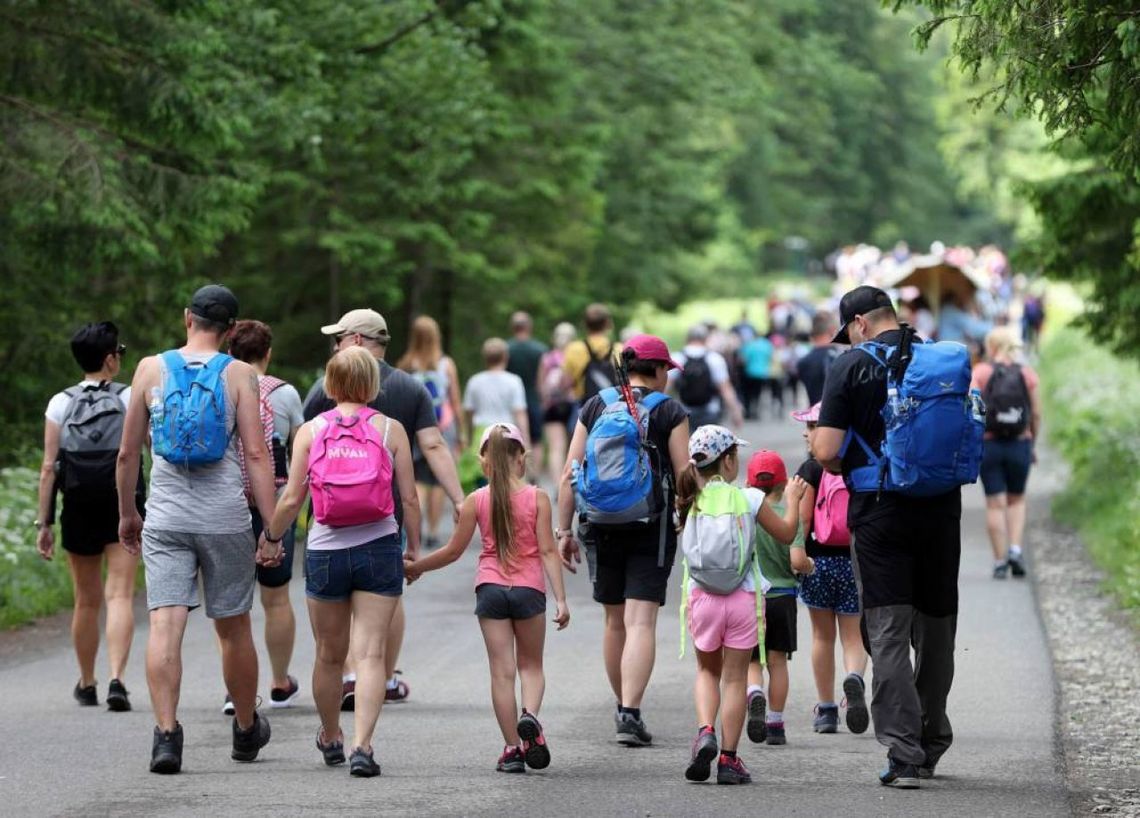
[305,535,404,601]
[800,555,861,615]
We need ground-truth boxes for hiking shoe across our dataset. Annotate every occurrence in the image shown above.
[616,711,653,746]
[150,724,184,774]
[517,710,550,770]
[316,730,346,766]
[384,671,409,703]
[340,679,356,712]
[879,756,920,789]
[349,746,381,777]
[917,763,936,780]
[842,673,869,734]
[685,727,718,782]
[222,694,235,716]
[1008,553,1027,578]
[993,562,1009,580]
[495,746,525,774]
[813,703,839,733]
[231,711,271,762]
[74,681,97,707]
[716,754,752,785]
[746,690,767,743]
[766,722,786,745]
[270,675,301,709]
[106,679,131,712]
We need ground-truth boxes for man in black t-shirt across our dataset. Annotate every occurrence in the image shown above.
[796,311,841,406]
[812,286,961,789]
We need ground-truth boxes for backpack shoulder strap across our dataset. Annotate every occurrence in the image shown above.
[205,352,233,373]
[641,391,669,411]
[259,375,287,396]
[598,387,620,405]
[588,341,612,363]
[854,341,890,368]
[161,350,186,373]
[108,382,129,396]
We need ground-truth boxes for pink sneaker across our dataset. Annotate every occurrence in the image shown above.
[517,710,550,769]
[717,754,752,785]
[496,745,525,773]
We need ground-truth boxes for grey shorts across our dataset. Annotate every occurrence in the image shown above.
[474,583,546,620]
[143,527,256,619]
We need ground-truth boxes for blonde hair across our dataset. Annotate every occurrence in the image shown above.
[481,427,526,567]
[397,316,443,373]
[482,337,509,366]
[325,346,381,404]
[985,326,1022,360]
[551,322,577,350]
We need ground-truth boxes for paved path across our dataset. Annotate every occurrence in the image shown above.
[0,415,1070,817]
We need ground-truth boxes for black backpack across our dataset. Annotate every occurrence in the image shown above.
[982,363,1031,439]
[582,342,618,401]
[678,353,716,407]
[56,382,128,493]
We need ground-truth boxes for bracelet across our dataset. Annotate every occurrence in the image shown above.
[264,531,283,544]
[555,528,573,539]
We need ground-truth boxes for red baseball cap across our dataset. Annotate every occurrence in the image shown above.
[624,334,678,369]
[746,449,788,489]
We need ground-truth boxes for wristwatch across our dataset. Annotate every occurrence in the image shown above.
[555,528,573,539]
[33,520,46,530]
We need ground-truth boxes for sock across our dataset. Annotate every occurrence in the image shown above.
[848,671,863,682]
[767,710,783,724]
[747,684,763,698]
[721,749,737,758]
[342,673,356,683]
[619,706,641,720]
[1009,544,1022,558]
[386,676,399,691]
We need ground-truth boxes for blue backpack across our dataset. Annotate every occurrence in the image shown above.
[151,351,234,467]
[844,329,984,497]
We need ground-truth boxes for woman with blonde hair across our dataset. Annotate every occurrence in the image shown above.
[538,322,578,485]
[397,316,463,549]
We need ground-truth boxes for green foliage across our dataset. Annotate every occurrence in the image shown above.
[1039,327,1140,612]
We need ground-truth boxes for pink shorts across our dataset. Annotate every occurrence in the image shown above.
[687,586,759,653]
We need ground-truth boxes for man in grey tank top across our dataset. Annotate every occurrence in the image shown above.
[116,285,282,774]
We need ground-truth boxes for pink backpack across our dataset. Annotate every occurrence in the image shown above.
[307,408,395,526]
[813,470,851,546]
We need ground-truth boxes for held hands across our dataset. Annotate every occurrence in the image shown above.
[255,532,284,568]
[558,533,580,574]
[118,511,144,556]
[403,558,423,585]
[36,527,54,561]
[553,600,570,630]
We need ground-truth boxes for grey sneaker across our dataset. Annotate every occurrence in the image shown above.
[616,711,653,746]
[993,562,1009,580]
[150,724,184,774]
[231,711,271,762]
[880,756,920,789]
[842,674,869,734]
[350,746,381,777]
[813,703,839,733]
[685,727,718,782]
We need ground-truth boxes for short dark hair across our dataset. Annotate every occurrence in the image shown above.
[228,320,273,363]
[584,303,612,333]
[863,304,897,325]
[811,311,837,337]
[70,321,120,372]
[626,355,664,378]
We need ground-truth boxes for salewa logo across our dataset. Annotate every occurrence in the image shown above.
[327,447,368,459]
[939,381,954,391]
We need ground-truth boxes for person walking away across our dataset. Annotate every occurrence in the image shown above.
[538,322,578,487]
[463,337,530,449]
[397,316,464,550]
[37,321,142,711]
[226,320,305,712]
[556,335,690,747]
[812,285,983,788]
[790,403,869,735]
[303,309,464,708]
[796,313,841,406]
[116,285,279,773]
[671,324,744,430]
[506,312,549,455]
[562,303,621,404]
[404,423,569,773]
[675,426,805,784]
[739,332,774,420]
[741,450,814,746]
[971,327,1041,579]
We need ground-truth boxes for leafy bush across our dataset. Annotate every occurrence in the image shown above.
[1039,327,1140,612]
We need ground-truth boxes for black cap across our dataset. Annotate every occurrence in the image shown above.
[189,284,239,327]
[832,285,894,344]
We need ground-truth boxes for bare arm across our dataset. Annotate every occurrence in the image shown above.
[116,357,157,554]
[667,416,692,487]
[417,425,464,509]
[813,427,845,474]
[404,493,477,579]
[388,418,421,559]
[556,420,589,570]
[232,361,277,525]
[36,420,61,559]
[264,423,314,540]
[757,476,807,544]
[536,490,569,629]
[445,357,466,447]
[1029,379,1043,441]
[791,485,816,574]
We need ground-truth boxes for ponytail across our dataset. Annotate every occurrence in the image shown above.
[483,426,525,567]
[676,444,738,530]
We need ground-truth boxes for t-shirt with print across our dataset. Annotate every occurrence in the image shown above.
[463,370,527,428]
[744,487,801,593]
[506,338,548,408]
[796,457,850,559]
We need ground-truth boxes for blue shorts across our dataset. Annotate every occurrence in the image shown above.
[980,438,1032,496]
[800,555,860,615]
[305,535,404,601]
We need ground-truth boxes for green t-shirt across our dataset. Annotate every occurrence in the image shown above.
[747,492,802,593]
[507,337,548,406]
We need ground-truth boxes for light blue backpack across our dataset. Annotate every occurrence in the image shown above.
[151,351,234,467]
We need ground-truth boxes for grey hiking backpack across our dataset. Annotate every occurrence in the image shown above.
[56,382,128,493]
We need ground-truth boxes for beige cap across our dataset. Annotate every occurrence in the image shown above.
[320,308,390,340]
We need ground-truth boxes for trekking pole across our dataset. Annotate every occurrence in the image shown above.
[615,348,640,420]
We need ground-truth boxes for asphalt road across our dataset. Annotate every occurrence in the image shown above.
[0,413,1070,817]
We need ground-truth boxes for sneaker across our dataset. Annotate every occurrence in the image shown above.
[340,679,356,712]
[1008,553,1027,578]
[106,679,131,712]
[842,673,869,734]
[316,730,346,766]
[746,690,767,743]
[384,671,410,703]
[685,727,718,782]
[270,675,301,709]
[917,763,936,780]
[517,710,550,770]
[349,746,381,777]
[222,694,235,716]
[495,745,525,774]
[231,711,271,762]
[993,562,1009,580]
[73,681,97,707]
[765,722,786,745]
[150,724,184,774]
[879,755,920,789]
[615,711,653,746]
[812,703,839,733]
[716,754,752,785]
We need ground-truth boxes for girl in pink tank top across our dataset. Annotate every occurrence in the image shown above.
[405,423,569,774]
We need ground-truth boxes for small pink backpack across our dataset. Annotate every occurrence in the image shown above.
[813,470,851,546]
[307,408,394,526]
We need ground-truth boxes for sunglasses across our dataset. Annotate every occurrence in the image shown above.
[115,343,127,356]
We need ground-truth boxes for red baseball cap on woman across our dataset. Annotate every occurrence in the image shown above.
[746,449,788,489]
[624,334,678,369]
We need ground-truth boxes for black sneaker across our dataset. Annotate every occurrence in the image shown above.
[349,746,381,777]
[495,746,525,773]
[270,675,301,709]
[716,754,752,785]
[993,562,1009,580]
[879,756,920,789]
[316,730,346,766]
[231,711,271,762]
[842,673,869,734]
[746,690,767,743]
[615,711,653,746]
[107,679,131,712]
[685,727,718,782]
[517,710,550,770]
[150,724,184,774]
[1008,552,1027,578]
[340,679,356,712]
[73,681,97,707]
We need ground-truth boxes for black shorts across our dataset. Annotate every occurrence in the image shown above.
[848,490,961,617]
[581,520,677,607]
[413,456,437,487]
[250,507,295,588]
[542,401,574,426]
[474,583,546,619]
[760,593,797,657]
[980,438,1032,496]
[60,489,144,557]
